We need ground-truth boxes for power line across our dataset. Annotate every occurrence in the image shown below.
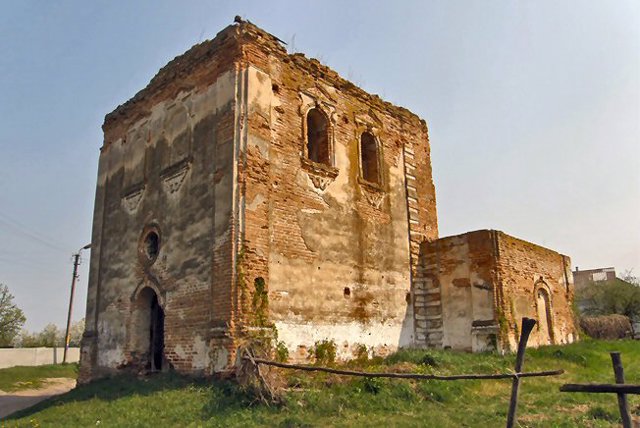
[0,248,57,257]
[0,255,58,270]
[0,218,68,252]
[0,211,69,252]
[0,253,62,264]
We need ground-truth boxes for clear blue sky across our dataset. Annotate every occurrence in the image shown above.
[1,1,638,331]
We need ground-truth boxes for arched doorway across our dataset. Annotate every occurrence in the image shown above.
[535,287,553,345]
[132,287,165,371]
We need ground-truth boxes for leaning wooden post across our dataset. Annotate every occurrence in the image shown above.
[610,352,632,428]
[506,317,537,428]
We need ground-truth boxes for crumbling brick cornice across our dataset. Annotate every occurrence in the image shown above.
[102,19,428,147]
[236,21,427,128]
[102,24,242,144]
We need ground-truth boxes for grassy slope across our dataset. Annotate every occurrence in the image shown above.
[0,364,78,392]
[4,340,639,427]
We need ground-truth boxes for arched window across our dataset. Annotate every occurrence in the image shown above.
[360,132,380,184]
[535,284,553,345]
[306,108,330,165]
[143,231,159,261]
[139,226,161,265]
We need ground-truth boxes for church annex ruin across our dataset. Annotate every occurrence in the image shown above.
[79,20,577,382]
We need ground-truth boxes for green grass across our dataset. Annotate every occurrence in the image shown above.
[4,340,640,427]
[0,364,78,392]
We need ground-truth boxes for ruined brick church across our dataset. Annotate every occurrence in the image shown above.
[79,20,577,382]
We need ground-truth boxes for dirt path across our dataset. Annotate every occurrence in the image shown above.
[0,378,76,419]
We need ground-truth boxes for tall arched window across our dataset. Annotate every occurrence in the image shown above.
[360,132,380,184]
[306,108,330,165]
[535,286,553,345]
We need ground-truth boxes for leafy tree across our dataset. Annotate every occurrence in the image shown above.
[69,318,85,347]
[14,322,82,348]
[14,330,38,347]
[0,284,26,347]
[37,323,64,347]
[577,272,640,321]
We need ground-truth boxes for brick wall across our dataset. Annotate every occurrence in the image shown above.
[496,232,578,349]
[235,23,437,360]
[420,230,578,353]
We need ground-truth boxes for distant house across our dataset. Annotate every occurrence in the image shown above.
[572,267,616,290]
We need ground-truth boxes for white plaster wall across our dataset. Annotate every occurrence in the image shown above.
[436,236,495,352]
[0,348,80,369]
[275,320,411,360]
[439,238,474,351]
[103,69,236,180]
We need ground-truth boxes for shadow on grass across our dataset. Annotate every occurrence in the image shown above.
[6,371,262,422]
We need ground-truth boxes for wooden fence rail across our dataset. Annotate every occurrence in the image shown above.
[560,384,640,394]
[245,357,563,381]
[245,317,561,428]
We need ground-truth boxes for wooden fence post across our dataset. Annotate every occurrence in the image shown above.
[506,317,537,428]
[560,352,639,426]
[610,352,632,428]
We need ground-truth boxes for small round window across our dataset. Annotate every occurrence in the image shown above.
[142,230,160,263]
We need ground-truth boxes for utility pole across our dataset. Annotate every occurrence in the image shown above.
[63,243,91,363]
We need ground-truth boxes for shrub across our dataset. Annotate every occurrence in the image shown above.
[279,416,313,428]
[587,406,618,422]
[579,314,632,339]
[362,377,382,394]
[551,348,588,366]
[385,348,439,367]
[419,353,438,367]
[353,344,369,363]
[310,340,337,365]
[275,341,289,363]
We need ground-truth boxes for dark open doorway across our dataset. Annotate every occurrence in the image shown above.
[149,293,164,371]
[132,287,165,372]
